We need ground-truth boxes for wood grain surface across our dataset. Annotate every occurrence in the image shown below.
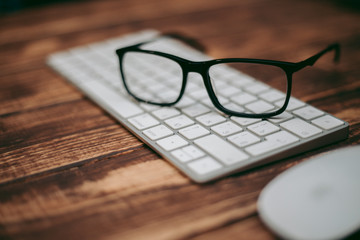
[1,0,360,239]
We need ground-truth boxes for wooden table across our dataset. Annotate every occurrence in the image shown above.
[1,0,360,239]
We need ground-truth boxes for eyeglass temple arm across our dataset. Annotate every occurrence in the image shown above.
[294,43,340,72]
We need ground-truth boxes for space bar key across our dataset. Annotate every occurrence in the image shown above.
[194,135,249,165]
[80,81,143,118]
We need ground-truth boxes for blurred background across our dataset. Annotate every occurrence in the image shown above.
[1,0,360,14]
[1,0,82,13]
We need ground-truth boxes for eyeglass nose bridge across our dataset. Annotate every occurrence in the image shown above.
[182,61,209,89]
[184,61,206,73]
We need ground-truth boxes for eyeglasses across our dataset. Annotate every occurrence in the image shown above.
[115,35,339,118]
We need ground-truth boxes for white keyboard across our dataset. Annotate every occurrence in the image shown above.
[47,29,349,183]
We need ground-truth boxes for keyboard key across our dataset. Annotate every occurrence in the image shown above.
[128,113,159,130]
[311,115,344,130]
[228,74,254,87]
[179,124,210,140]
[281,118,322,138]
[293,106,324,120]
[245,100,274,113]
[231,116,261,126]
[231,92,257,105]
[171,149,192,162]
[152,107,180,120]
[188,72,204,85]
[247,120,279,136]
[245,131,299,156]
[158,89,180,101]
[222,102,245,112]
[244,82,269,94]
[140,103,160,111]
[182,145,205,159]
[259,89,285,102]
[187,157,222,175]
[212,79,227,88]
[186,82,201,91]
[165,114,194,130]
[201,97,228,108]
[228,131,261,148]
[171,145,206,163]
[268,111,293,123]
[175,96,195,108]
[143,124,173,140]
[218,85,241,97]
[156,135,188,151]
[182,103,210,117]
[196,112,226,126]
[276,97,305,111]
[194,135,249,165]
[211,121,242,136]
[189,89,208,100]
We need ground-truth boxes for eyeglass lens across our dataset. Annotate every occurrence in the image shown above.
[122,51,183,104]
[208,63,288,115]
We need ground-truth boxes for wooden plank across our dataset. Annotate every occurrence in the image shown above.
[0,149,287,240]
[0,99,148,183]
[0,68,81,115]
[191,216,276,240]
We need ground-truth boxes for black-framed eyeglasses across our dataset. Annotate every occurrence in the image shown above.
[115,35,339,118]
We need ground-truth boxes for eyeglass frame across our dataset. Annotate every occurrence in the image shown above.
[115,35,340,118]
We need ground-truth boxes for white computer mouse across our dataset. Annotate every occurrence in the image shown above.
[257,145,360,240]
